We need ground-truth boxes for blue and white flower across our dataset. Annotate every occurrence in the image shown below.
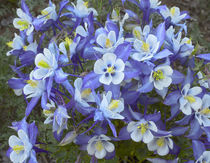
[94,53,125,85]
[147,136,173,156]
[149,65,173,90]
[70,0,98,18]
[197,71,209,89]
[94,91,124,121]
[23,71,46,98]
[87,134,115,159]
[195,94,210,126]
[179,84,202,115]
[53,105,70,134]
[127,119,158,143]
[131,34,160,61]
[34,48,58,80]
[74,78,95,107]
[94,30,124,54]
[13,8,34,35]
[8,130,33,163]
[43,100,56,124]
[37,2,57,23]
[196,151,210,163]
[160,6,187,24]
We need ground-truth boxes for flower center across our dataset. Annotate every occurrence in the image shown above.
[84,1,88,8]
[37,60,51,69]
[23,45,27,51]
[44,109,54,115]
[41,10,51,19]
[200,108,210,115]
[7,41,13,48]
[170,7,176,16]
[95,141,103,151]
[81,88,91,98]
[185,39,192,44]
[153,70,164,81]
[64,37,73,50]
[107,66,115,73]
[13,145,24,154]
[17,20,29,31]
[141,41,150,52]
[108,100,120,110]
[133,29,141,40]
[156,138,165,147]
[105,38,113,48]
[138,123,148,134]
[184,95,196,103]
[27,80,38,88]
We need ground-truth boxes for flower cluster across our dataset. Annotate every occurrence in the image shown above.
[6,0,210,162]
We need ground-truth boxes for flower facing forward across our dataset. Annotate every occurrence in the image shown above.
[34,48,58,80]
[94,53,125,85]
[13,8,34,35]
[195,94,210,126]
[147,136,173,156]
[8,130,33,163]
[87,134,115,159]
[149,65,173,90]
[131,34,160,62]
[127,119,158,143]
[179,84,202,115]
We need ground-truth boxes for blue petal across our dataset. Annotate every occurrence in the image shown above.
[62,80,74,96]
[21,0,31,17]
[107,119,117,137]
[153,49,172,60]
[138,81,154,93]
[8,78,26,89]
[192,140,205,160]
[156,22,166,47]
[104,84,120,99]
[187,118,202,139]
[28,122,38,145]
[55,68,68,83]
[83,72,101,90]
[171,126,189,136]
[114,42,132,62]
[164,90,181,106]
[25,97,40,117]
[118,126,130,140]
[172,70,185,84]
[197,53,210,61]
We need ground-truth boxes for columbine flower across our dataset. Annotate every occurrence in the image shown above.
[179,84,202,115]
[69,0,98,18]
[43,100,56,124]
[53,105,70,135]
[133,25,150,41]
[195,94,210,126]
[33,48,58,80]
[74,78,95,107]
[197,71,209,89]
[94,30,124,54]
[87,134,115,159]
[196,151,210,163]
[37,2,57,23]
[131,34,160,62]
[8,130,33,163]
[94,53,125,85]
[94,91,124,121]
[149,65,173,90]
[160,6,187,24]
[147,136,173,156]
[23,71,46,98]
[127,119,158,143]
[13,8,34,35]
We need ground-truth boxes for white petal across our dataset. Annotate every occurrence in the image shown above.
[161,66,173,76]
[76,25,87,37]
[102,53,117,66]
[114,59,125,72]
[143,130,154,143]
[87,142,96,155]
[147,139,158,151]
[94,59,106,74]
[74,78,82,90]
[33,69,49,80]
[149,121,158,132]
[104,141,115,152]
[95,148,106,159]
[111,72,124,85]
[157,144,169,156]
[133,39,142,51]
[99,74,112,85]
[96,34,107,48]
[131,129,142,142]
[10,151,21,163]
[108,31,116,44]
[127,121,137,132]
[9,135,22,148]
[188,87,202,96]
[191,97,202,112]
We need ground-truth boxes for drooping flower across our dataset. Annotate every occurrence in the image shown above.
[33,48,58,80]
[149,65,173,90]
[127,119,158,143]
[87,134,115,159]
[94,53,125,85]
[43,100,56,124]
[147,136,173,156]
[197,71,209,89]
[74,78,95,107]
[179,84,202,115]
[13,8,34,35]
[195,94,210,126]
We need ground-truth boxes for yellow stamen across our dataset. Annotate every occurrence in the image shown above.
[109,100,120,110]
[84,1,88,8]
[170,7,176,16]
[184,96,196,104]
[17,20,29,31]
[95,141,103,151]
[133,29,141,40]
[23,45,27,51]
[13,145,24,154]
[107,66,115,73]
[200,108,210,115]
[7,41,13,48]
[44,110,54,115]
[105,38,113,48]
[37,60,50,69]
[138,123,148,134]
[81,88,91,98]
[27,80,38,88]
[41,10,50,19]
[141,41,150,52]
[156,138,165,147]
[185,39,192,44]
[153,70,164,81]
[64,37,73,50]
